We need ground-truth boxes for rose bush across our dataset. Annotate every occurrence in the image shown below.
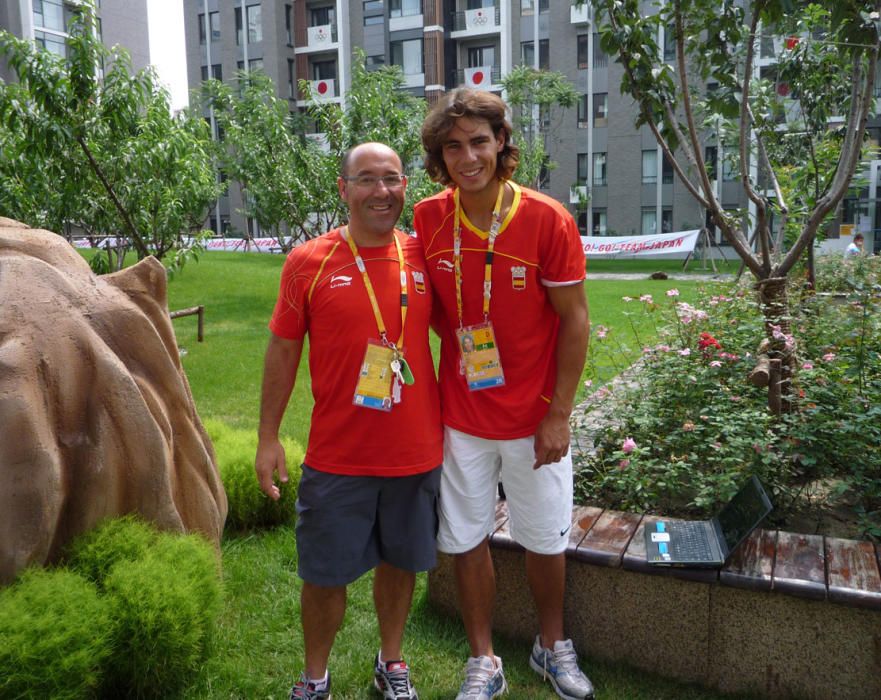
[576,261,881,539]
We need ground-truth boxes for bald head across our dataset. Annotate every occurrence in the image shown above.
[341,142,403,177]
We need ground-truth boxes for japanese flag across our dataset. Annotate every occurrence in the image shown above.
[464,67,490,91]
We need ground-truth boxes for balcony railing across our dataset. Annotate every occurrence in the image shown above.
[571,2,591,25]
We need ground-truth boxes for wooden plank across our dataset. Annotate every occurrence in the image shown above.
[772,531,826,601]
[825,537,881,610]
[566,505,603,550]
[574,509,641,568]
[489,499,521,551]
[720,528,777,592]
[622,515,718,583]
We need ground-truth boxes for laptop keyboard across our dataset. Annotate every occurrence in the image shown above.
[669,521,715,561]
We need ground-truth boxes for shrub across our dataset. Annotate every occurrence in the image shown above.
[65,514,157,587]
[102,531,222,698]
[204,418,303,530]
[577,281,881,538]
[0,568,113,700]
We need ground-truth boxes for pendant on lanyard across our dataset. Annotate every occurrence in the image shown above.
[452,183,507,391]
[342,227,414,411]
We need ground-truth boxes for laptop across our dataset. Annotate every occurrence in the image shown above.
[644,476,773,567]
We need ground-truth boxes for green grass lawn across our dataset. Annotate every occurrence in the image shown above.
[155,251,743,699]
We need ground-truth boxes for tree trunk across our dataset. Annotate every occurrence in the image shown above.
[756,277,794,414]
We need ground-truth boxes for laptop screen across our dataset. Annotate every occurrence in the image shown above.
[716,476,773,552]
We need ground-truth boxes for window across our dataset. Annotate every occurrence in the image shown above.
[312,59,336,81]
[662,154,674,184]
[705,145,718,180]
[577,34,588,69]
[364,1,384,10]
[311,5,336,26]
[34,30,66,57]
[642,209,657,235]
[468,0,494,9]
[249,58,263,72]
[521,40,550,71]
[593,93,608,127]
[593,210,607,236]
[468,45,495,69]
[364,14,383,25]
[593,152,607,186]
[593,35,607,68]
[539,39,549,70]
[198,11,219,44]
[522,0,535,15]
[539,155,551,190]
[390,0,421,17]
[34,0,72,33]
[577,95,588,128]
[247,4,262,43]
[521,41,533,67]
[662,208,673,233]
[722,147,738,182]
[235,8,242,45]
[663,24,676,62]
[577,153,588,184]
[390,39,423,75]
[642,150,657,184]
[577,211,588,236]
[285,4,293,45]
[365,54,386,70]
[288,59,295,97]
[201,64,222,81]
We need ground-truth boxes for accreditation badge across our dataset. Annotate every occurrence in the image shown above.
[456,321,505,391]
[353,339,395,411]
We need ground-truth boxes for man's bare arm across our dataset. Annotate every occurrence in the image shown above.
[533,282,590,469]
[255,334,304,500]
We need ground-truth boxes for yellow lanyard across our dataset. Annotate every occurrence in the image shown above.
[453,182,506,328]
[341,226,408,351]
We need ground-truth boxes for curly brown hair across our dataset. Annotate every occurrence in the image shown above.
[421,89,519,185]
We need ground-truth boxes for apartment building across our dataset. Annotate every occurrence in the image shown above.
[0,0,151,82]
[184,1,880,253]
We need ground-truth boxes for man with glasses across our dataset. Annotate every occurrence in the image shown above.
[256,142,442,700]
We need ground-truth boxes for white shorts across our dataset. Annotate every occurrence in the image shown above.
[437,426,574,555]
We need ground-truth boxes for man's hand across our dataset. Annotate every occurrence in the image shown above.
[255,437,289,501]
[533,409,571,469]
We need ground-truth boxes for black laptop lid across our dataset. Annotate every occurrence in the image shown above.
[716,476,773,554]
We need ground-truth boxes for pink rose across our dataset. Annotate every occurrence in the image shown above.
[622,437,637,454]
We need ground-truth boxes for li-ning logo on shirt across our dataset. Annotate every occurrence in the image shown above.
[511,266,527,290]
[436,258,454,273]
[330,274,353,288]
[412,271,426,294]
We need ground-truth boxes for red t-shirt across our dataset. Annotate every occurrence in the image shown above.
[414,183,585,440]
[269,228,442,476]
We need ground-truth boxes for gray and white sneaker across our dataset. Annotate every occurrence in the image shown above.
[528,637,594,700]
[373,654,418,700]
[455,655,507,699]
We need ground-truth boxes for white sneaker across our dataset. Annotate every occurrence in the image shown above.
[528,637,594,700]
[455,655,507,699]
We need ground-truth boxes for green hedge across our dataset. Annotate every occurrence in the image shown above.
[204,418,303,530]
[0,568,113,700]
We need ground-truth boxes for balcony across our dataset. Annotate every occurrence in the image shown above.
[455,65,501,90]
[571,2,591,25]
[451,5,500,37]
[298,23,338,53]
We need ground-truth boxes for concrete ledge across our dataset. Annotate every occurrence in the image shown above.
[428,500,881,700]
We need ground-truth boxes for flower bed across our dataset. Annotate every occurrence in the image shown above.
[574,257,881,540]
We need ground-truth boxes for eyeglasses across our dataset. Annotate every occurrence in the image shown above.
[342,174,406,189]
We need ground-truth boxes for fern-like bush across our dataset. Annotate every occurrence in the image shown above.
[0,568,113,700]
[65,514,157,587]
[102,531,222,698]
[204,418,303,529]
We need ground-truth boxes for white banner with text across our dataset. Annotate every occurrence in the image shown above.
[581,230,700,257]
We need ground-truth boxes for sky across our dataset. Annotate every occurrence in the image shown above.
[146,0,189,111]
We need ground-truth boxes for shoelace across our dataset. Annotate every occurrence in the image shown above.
[553,644,580,674]
[383,663,413,698]
[461,659,494,694]
[290,679,325,699]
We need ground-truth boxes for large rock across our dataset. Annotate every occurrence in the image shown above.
[0,219,227,584]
